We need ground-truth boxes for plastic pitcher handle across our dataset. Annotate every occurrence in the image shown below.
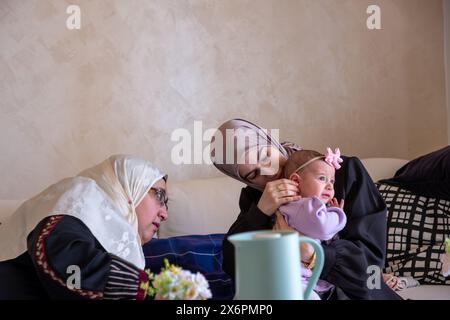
[298,237,324,300]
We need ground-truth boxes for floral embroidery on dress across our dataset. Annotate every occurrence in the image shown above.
[34,215,103,299]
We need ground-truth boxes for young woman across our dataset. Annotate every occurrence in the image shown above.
[211,119,401,300]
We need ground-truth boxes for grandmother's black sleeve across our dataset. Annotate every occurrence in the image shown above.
[26,215,149,300]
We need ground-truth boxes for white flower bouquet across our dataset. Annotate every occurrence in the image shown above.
[145,259,212,300]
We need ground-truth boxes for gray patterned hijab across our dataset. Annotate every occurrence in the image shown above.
[210,119,300,190]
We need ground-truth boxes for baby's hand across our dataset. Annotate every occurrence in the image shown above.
[330,198,345,209]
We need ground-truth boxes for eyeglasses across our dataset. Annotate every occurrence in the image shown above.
[149,187,168,209]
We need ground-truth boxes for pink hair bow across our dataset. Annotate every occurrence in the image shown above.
[324,147,343,170]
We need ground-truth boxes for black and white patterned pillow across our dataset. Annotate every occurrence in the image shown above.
[376,183,450,285]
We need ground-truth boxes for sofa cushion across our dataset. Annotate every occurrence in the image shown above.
[380,146,450,201]
[377,183,450,285]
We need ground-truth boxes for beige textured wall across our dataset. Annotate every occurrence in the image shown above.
[0,0,448,200]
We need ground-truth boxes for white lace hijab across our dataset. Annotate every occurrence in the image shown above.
[0,155,166,269]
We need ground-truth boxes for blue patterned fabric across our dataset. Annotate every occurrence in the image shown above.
[143,234,234,300]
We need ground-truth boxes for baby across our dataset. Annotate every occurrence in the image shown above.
[278,148,347,299]
[279,148,347,241]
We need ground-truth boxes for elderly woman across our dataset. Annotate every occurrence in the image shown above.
[0,155,168,300]
[211,119,400,300]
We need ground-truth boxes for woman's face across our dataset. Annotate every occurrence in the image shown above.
[238,146,287,187]
[135,178,168,244]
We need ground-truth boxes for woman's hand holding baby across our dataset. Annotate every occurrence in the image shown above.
[257,179,301,216]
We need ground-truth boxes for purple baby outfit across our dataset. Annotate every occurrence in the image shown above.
[279,197,347,241]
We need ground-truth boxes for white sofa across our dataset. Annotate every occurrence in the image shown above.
[1,158,449,300]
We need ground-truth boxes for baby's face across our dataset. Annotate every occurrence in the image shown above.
[293,160,336,203]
